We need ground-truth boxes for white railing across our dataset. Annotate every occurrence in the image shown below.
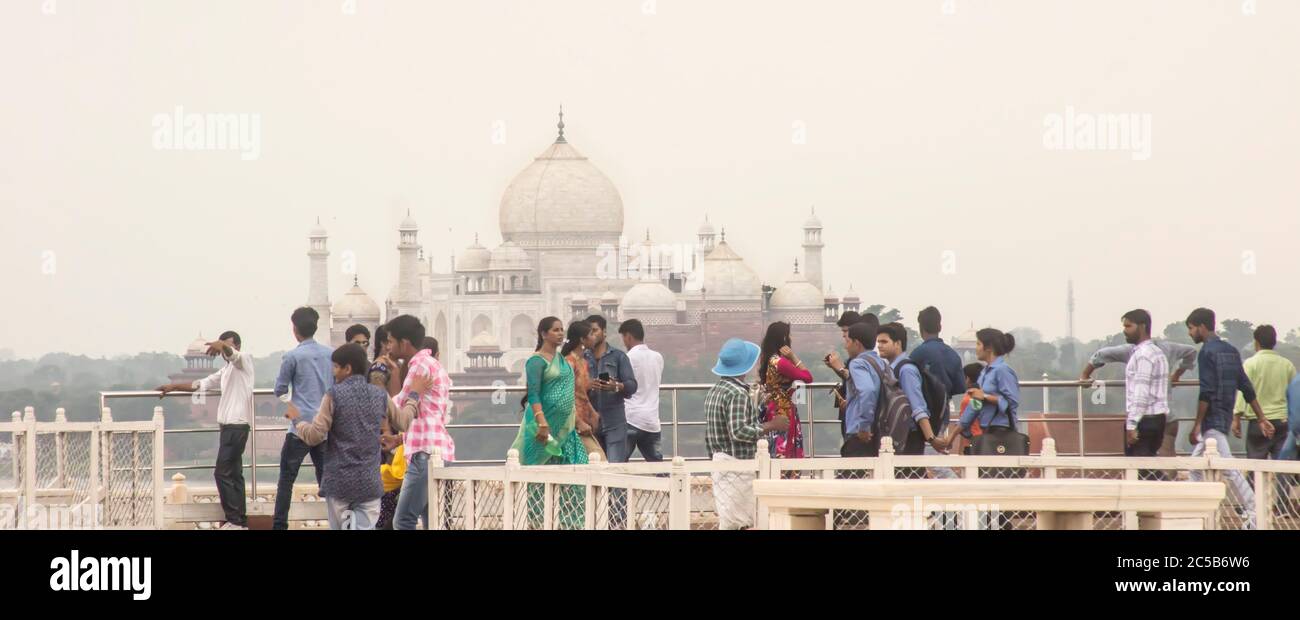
[427,437,1300,531]
[0,406,164,529]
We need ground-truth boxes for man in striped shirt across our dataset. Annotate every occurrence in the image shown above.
[385,315,456,530]
[1121,310,1170,468]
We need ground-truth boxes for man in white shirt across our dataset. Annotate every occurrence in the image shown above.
[1120,311,1169,480]
[156,331,253,529]
[619,319,664,462]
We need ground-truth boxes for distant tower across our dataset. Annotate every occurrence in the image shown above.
[1066,277,1076,340]
[392,209,421,318]
[802,207,824,293]
[697,215,717,255]
[307,218,331,330]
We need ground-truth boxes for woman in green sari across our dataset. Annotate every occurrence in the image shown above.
[511,317,588,528]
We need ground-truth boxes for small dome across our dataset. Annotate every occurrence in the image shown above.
[400,210,419,231]
[332,281,381,320]
[622,280,676,310]
[185,334,208,356]
[803,208,822,229]
[824,284,839,303]
[470,331,499,348]
[309,219,327,238]
[600,289,619,304]
[770,269,823,310]
[697,217,715,235]
[702,241,762,299]
[571,292,588,305]
[842,285,860,303]
[456,238,491,272]
[488,241,531,271]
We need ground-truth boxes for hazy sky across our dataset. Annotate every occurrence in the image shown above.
[3,0,1298,358]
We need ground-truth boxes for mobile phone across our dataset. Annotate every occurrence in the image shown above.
[598,372,611,382]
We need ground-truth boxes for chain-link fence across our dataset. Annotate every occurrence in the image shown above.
[0,411,162,530]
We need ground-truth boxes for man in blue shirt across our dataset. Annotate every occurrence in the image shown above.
[271,306,334,530]
[875,322,941,456]
[1282,376,1300,460]
[582,315,638,464]
[827,322,881,457]
[1185,307,1267,529]
[909,306,966,406]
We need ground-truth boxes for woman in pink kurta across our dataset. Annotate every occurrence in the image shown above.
[759,321,814,459]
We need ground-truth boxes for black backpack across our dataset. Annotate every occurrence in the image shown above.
[860,356,914,451]
[895,358,950,434]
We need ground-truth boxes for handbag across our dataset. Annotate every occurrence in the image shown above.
[970,400,1029,456]
[971,426,1030,456]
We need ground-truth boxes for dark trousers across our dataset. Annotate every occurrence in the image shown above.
[1125,415,1167,481]
[1247,420,1289,460]
[598,421,630,464]
[215,424,249,526]
[626,426,663,462]
[273,433,326,530]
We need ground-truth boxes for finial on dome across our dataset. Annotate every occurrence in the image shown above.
[721,227,727,242]
[794,258,800,274]
[556,104,566,143]
[353,275,358,286]
[474,232,479,244]
[645,228,651,242]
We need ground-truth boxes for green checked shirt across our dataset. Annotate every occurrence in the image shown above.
[704,376,765,459]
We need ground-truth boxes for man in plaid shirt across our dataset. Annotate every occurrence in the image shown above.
[385,315,456,530]
[704,338,788,529]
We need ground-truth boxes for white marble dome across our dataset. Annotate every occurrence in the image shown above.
[770,269,823,310]
[456,239,491,272]
[498,139,624,245]
[488,241,531,271]
[621,280,676,311]
[333,282,381,320]
[702,241,762,299]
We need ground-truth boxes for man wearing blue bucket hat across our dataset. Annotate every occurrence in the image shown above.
[704,338,790,529]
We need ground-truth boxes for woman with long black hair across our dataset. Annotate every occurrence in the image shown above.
[758,321,813,459]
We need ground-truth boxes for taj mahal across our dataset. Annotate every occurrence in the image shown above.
[303,110,860,380]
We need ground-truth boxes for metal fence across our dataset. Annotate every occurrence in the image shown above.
[96,379,1203,487]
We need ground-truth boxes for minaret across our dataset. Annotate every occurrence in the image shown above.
[802,206,824,292]
[1066,277,1075,341]
[307,218,331,330]
[395,209,421,317]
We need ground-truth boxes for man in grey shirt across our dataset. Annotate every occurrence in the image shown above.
[1079,339,1198,455]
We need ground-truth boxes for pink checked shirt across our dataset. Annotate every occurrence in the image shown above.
[393,349,456,463]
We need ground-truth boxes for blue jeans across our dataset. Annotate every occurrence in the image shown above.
[273,433,326,530]
[599,422,630,464]
[394,452,429,530]
[626,426,663,462]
